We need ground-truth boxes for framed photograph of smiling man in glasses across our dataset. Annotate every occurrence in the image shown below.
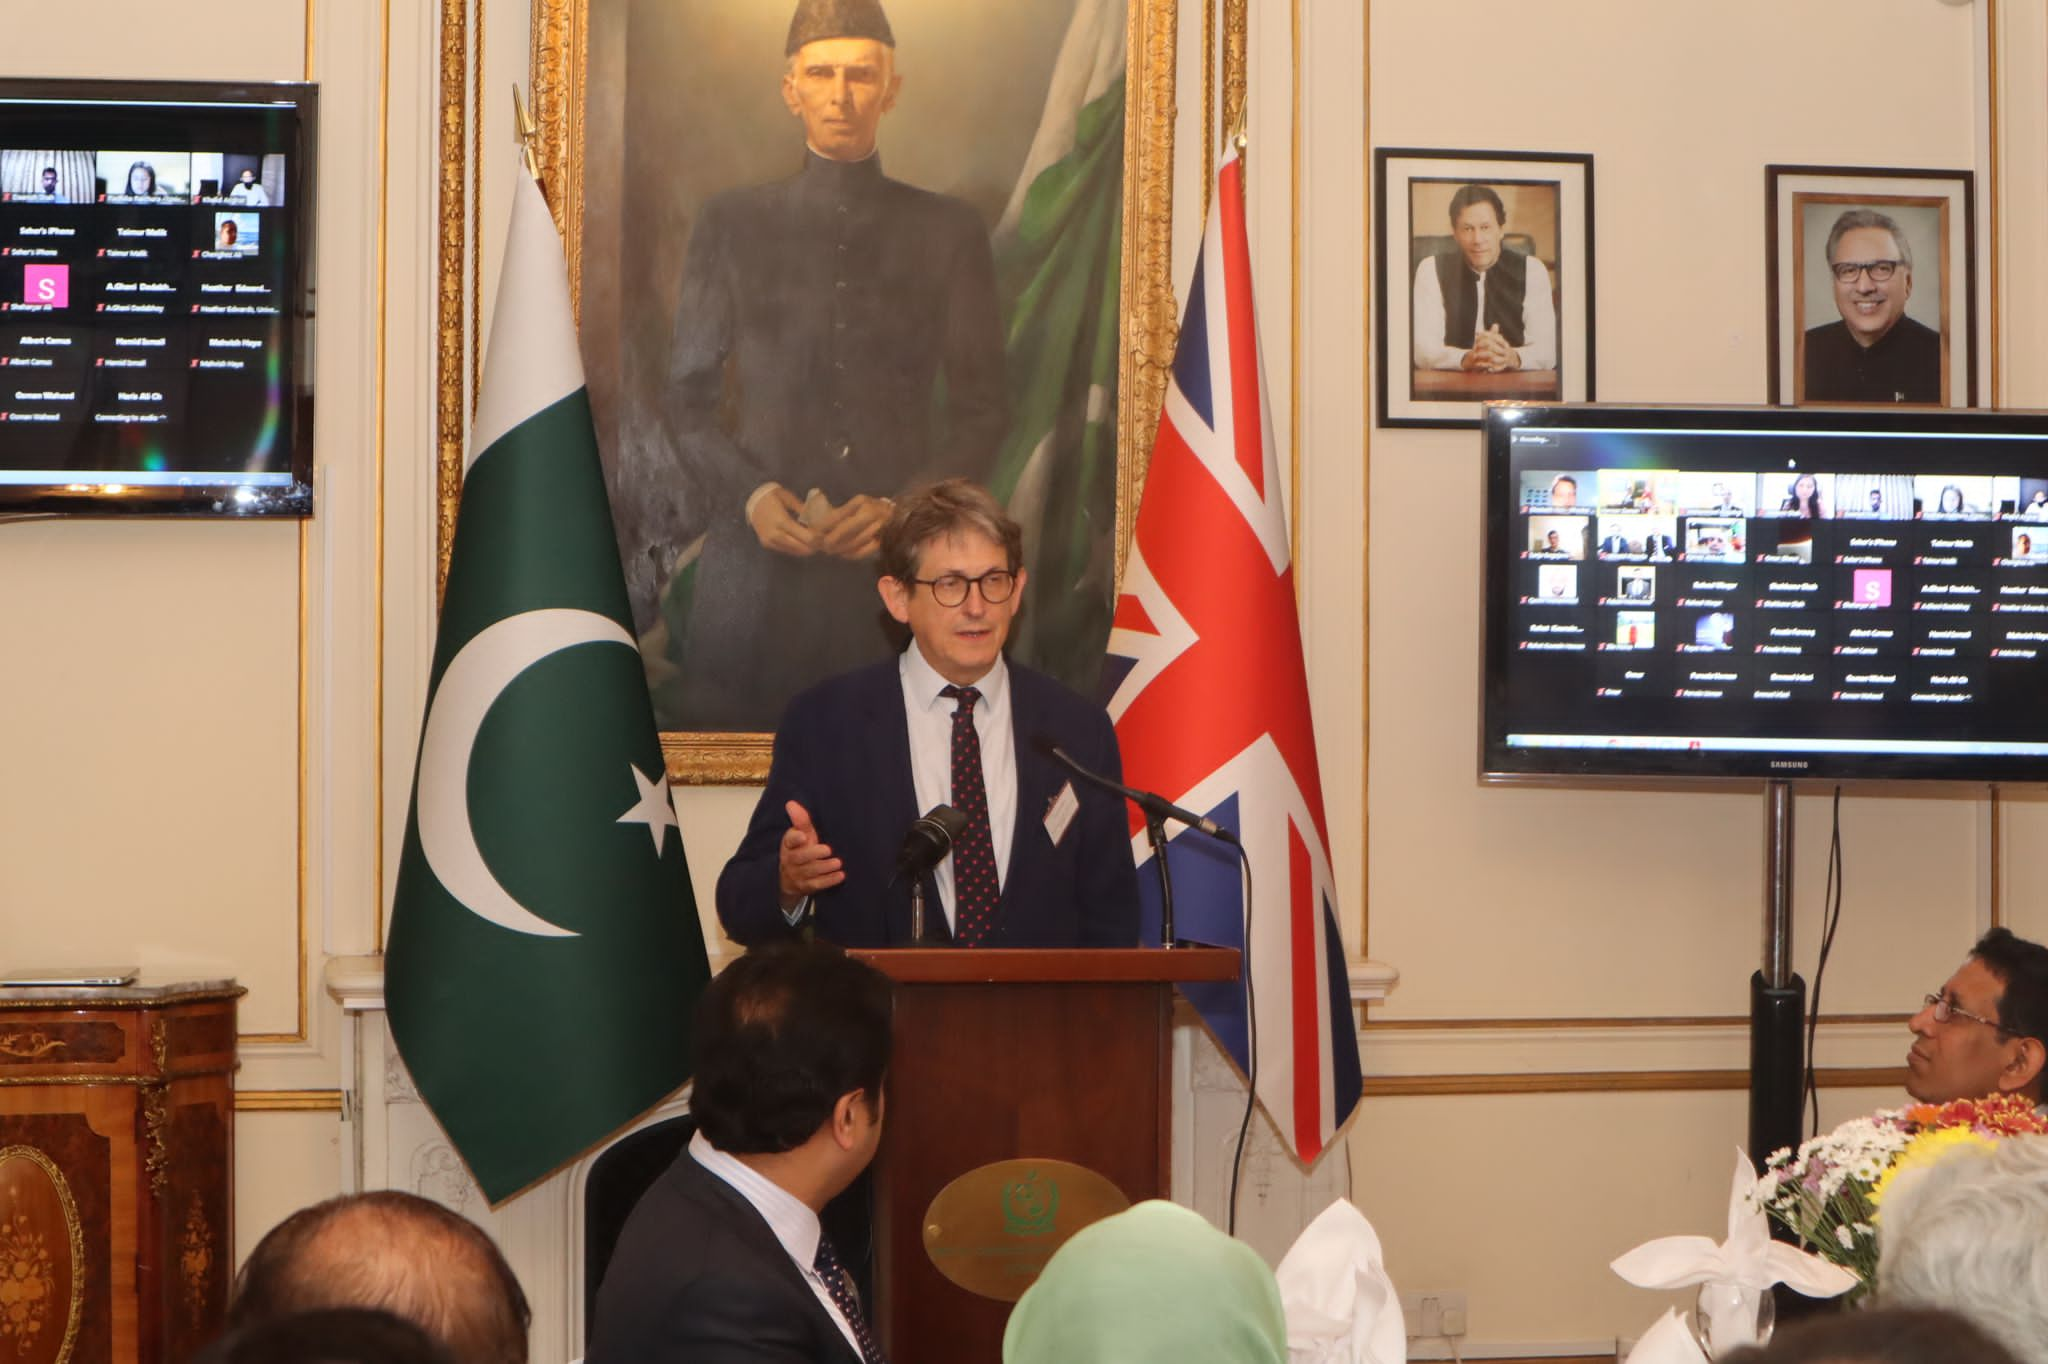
[1766,165,1977,408]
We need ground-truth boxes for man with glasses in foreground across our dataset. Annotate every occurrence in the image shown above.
[717,479,1140,948]
[1802,207,1942,404]
[1906,927,2048,1106]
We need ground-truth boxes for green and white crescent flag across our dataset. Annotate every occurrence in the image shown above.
[993,0,1127,684]
[386,168,707,1205]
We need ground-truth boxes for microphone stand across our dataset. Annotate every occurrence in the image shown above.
[910,881,933,945]
[1033,738,1229,951]
[1142,807,1179,949]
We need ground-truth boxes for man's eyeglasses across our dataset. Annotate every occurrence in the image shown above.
[910,569,1016,607]
[1922,991,2008,1033]
[1831,259,1901,284]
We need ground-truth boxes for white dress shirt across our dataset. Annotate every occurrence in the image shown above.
[688,1131,864,1358]
[899,642,1017,933]
[1411,252,1557,371]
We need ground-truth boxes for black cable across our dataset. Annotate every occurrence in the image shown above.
[1226,843,1257,1237]
[1803,786,1846,1136]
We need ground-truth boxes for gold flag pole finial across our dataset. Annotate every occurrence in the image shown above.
[512,83,541,185]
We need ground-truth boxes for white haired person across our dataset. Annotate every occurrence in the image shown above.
[1718,1306,2021,1364]
[1876,1135,2048,1364]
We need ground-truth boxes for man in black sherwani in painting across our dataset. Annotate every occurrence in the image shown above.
[646,0,1009,732]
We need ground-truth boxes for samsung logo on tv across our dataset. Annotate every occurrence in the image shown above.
[1769,760,1809,770]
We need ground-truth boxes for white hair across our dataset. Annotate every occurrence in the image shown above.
[1877,1134,2048,1364]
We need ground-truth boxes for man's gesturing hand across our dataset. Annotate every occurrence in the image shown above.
[778,799,845,909]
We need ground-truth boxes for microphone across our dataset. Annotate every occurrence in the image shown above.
[1030,736,1238,845]
[893,804,970,882]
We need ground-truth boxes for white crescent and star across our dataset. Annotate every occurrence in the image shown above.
[617,762,680,853]
[416,607,677,939]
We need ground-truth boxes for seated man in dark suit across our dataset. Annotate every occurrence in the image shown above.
[587,942,893,1364]
[717,479,1140,947]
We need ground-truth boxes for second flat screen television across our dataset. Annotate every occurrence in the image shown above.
[1483,404,2048,783]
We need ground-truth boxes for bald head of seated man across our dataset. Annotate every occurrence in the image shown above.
[228,1190,530,1364]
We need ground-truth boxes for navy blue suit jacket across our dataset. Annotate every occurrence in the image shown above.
[587,1125,864,1364]
[716,657,1141,948]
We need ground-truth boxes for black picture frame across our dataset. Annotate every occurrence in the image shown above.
[1375,147,1595,429]
[1764,163,1976,408]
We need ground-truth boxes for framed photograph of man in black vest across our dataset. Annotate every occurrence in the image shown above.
[515,0,1184,781]
[1764,164,1978,410]
[1374,148,1595,428]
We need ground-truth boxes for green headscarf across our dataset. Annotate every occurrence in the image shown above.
[1002,1200,1288,1364]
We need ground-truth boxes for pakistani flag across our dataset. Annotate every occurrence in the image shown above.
[385,168,708,1205]
[993,0,1128,685]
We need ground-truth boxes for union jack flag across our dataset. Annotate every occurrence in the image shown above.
[1104,146,1362,1165]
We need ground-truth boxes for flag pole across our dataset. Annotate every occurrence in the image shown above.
[1227,107,1248,204]
[512,82,543,188]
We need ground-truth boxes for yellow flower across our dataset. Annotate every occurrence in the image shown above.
[1869,1127,1997,1218]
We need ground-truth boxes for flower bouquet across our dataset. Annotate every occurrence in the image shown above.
[1753,1093,2048,1296]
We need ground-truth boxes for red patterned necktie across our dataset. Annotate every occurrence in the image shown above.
[939,684,999,945]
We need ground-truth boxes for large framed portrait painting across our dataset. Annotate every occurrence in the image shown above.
[532,0,1178,780]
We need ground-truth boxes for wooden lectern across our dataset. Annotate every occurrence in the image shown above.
[851,947,1239,1364]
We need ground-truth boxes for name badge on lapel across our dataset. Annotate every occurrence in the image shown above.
[1043,780,1079,847]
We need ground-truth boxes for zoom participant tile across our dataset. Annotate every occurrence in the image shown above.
[1830,613,1908,658]
[1751,662,1827,703]
[1908,659,1981,705]
[1910,617,1988,659]
[1674,657,1751,701]
[1754,618,1829,657]
[1830,661,1905,703]
[1594,656,1670,699]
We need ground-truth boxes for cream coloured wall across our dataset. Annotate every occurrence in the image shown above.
[10,0,2048,1358]
[1344,0,2039,1353]
[0,0,438,1262]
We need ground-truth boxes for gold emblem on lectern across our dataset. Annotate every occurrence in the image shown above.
[1000,1169,1059,1237]
[922,1158,1128,1302]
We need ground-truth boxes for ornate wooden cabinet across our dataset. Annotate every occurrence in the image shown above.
[0,981,241,1364]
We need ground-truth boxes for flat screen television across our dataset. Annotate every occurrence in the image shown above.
[1483,403,2048,783]
[0,78,314,516]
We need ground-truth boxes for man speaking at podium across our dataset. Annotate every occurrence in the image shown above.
[717,481,1139,948]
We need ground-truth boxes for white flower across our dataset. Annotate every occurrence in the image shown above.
[1835,1224,1855,1250]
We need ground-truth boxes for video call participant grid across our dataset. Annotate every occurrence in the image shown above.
[1514,468,2048,708]
[0,148,286,462]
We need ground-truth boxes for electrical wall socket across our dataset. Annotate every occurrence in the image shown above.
[1399,1290,1469,1339]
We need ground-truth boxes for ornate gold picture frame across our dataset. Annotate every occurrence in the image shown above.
[457,0,1181,783]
